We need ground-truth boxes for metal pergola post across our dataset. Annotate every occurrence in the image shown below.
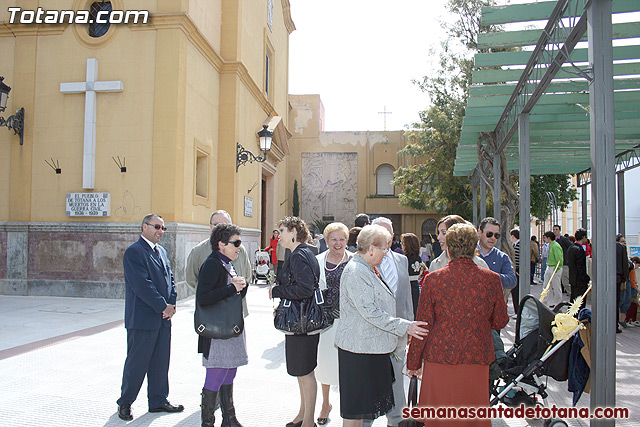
[518,113,531,298]
[493,152,501,227]
[617,171,625,235]
[473,181,478,227]
[582,183,588,230]
[588,0,617,423]
[480,179,487,220]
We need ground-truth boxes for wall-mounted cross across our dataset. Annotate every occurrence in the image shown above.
[60,58,124,189]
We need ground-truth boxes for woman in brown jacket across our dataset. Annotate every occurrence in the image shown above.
[407,223,508,426]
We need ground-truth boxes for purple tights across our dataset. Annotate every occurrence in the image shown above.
[204,368,237,391]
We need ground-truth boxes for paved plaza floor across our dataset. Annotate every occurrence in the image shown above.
[0,282,637,426]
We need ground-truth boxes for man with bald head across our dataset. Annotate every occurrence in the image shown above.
[186,210,251,317]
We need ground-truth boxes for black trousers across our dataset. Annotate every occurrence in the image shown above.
[117,326,171,408]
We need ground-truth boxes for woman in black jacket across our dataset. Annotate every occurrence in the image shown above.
[197,223,247,427]
[270,216,320,427]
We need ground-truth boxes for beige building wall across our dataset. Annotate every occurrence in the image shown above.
[0,0,294,297]
[287,95,438,238]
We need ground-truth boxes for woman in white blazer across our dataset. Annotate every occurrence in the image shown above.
[315,222,353,425]
[334,225,428,427]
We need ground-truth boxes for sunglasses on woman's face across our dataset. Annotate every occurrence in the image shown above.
[485,231,501,239]
[227,240,242,248]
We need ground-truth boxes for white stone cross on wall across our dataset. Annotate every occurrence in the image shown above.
[60,58,124,189]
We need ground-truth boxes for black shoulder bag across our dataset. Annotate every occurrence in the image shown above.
[194,259,244,339]
[274,248,334,334]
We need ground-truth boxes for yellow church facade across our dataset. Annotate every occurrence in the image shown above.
[0,0,293,297]
[287,94,439,238]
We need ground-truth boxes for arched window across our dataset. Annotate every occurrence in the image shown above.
[376,165,395,196]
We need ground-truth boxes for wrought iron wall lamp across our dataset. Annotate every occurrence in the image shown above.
[0,77,25,145]
[236,124,273,172]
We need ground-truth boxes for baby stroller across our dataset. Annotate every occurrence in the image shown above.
[490,295,583,427]
[254,250,271,286]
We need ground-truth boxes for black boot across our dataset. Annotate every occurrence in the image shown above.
[201,388,218,427]
[219,383,243,427]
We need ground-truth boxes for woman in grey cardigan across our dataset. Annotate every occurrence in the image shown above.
[335,225,429,427]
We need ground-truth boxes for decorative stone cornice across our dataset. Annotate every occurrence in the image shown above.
[0,222,263,236]
[0,221,213,234]
[130,13,225,72]
[0,24,67,37]
[281,0,296,34]
[221,61,275,116]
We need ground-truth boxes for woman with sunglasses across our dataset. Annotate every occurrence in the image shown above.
[197,223,248,427]
[270,216,321,427]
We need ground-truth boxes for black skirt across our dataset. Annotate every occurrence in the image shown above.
[285,334,319,377]
[338,348,395,420]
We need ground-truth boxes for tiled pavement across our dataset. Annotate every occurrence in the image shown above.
[0,283,637,426]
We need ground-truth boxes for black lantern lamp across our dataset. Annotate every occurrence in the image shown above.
[0,77,25,145]
[236,124,274,172]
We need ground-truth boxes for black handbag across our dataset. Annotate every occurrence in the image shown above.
[274,288,333,334]
[273,249,333,334]
[194,258,244,339]
[399,376,424,427]
[194,292,244,339]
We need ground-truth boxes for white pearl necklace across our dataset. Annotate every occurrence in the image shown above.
[325,251,347,272]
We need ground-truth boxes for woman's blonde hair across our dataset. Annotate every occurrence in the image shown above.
[446,223,479,259]
[356,225,391,253]
[323,222,349,241]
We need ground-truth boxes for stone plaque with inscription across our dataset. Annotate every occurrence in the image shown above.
[66,193,111,217]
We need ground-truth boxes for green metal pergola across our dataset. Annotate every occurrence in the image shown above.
[455,0,640,177]
[455,1,640,424]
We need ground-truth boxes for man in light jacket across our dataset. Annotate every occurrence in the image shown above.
[186,210,251,317]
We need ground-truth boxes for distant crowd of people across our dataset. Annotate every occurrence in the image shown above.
[114,210,639,427]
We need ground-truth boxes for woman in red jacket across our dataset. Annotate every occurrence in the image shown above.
[407,223,508,426]
[263,229,280,272]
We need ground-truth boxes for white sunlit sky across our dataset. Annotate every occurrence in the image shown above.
[287,0,640,242]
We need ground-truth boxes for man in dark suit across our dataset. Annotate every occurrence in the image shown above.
[117,214,183,420]
[566,228,590,310]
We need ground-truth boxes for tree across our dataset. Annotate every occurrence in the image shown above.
[530,175,578,224]
[394,0,578,252]
[393,0,490,221]
[292,179,300,217]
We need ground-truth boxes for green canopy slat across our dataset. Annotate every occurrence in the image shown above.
[474,45,638,68]
[478,22,639,49]
[480,0,638,25]
[469,77,640,96]
[472,61,640,84]
[461,118,638,132]
[463,111,640,127]
[465,103,592,117]
[466,89,639,108]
